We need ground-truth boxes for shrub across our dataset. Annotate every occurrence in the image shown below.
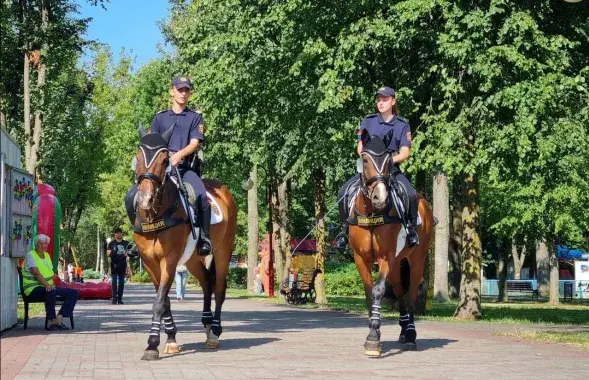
[131,271,152,283]
[227,267,247,288]
[82,269,101,279]
[324,261,376,297]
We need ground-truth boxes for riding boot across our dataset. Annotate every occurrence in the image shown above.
[407,197,420,248]
[334,224,349,251]
[197,196,213,255]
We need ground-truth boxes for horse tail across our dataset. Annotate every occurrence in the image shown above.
[400,258,410,292]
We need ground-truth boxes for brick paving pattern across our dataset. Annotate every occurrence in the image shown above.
[2,284,587,379]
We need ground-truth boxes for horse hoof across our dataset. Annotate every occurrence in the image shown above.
[204,324,211,339]
[204,333,220,349]
[398,335,406,344]
[163,343,180,354]
[141,350,160,361]
[404,342,417,351]
[364,341,382,357]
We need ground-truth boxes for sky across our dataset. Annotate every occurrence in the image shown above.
[76,0,170,67]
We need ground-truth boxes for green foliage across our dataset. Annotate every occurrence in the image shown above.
[131,271,151,284]
[324,262,376,297]
[82,269,101,279]
[227,267,247,289]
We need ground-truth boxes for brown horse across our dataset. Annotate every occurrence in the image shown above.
[132,127,237,360]
[348,135,435,357]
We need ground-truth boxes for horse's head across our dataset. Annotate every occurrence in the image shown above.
[358,132,393,212]
[134,125,174,211]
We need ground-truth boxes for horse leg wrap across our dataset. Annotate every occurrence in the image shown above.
[399,313,409,342]
[404,315,416,343]
[211,319,222,337]
[163,316,177,335]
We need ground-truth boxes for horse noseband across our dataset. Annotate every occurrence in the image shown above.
[137,172,164,185]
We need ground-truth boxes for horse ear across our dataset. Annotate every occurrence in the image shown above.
[138,123,147,138]
[360,130,370,148]
[161,126,174,144]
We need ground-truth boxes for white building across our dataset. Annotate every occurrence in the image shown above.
[1,127,33,331]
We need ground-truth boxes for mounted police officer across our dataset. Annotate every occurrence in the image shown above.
[125,75,212,255]
[335,86,420,250]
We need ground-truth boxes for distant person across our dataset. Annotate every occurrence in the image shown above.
[22,234,79,331]
[107,228,129,304]
[175,265,188,301]
[67,263,74,283]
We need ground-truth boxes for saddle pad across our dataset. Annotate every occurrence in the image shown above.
[169,176,223,225]
[177,234,198,267]
[176,191,222,267]
[207,191,223,225]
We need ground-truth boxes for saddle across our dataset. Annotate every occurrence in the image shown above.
[345,174,413,227]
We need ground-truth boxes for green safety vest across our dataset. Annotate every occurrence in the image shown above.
[22,250,54,296]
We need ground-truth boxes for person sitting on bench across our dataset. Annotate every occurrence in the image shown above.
[22,234,79,331]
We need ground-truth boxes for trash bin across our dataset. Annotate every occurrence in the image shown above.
[563,282,574,302]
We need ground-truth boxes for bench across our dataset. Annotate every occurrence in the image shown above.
[506,281,539,300]
[280,268,321,305]
[17,267,75,330]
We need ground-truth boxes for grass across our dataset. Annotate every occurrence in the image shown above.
[228,289,589,326]
[494,330,589,349]
[17,300,44,323]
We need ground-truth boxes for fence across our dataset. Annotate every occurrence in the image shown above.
[481,279,589,299]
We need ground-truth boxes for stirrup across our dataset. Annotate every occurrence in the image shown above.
[334,233,348,251]
[198,236,212,255]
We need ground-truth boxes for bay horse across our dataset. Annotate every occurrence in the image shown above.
[348,134,434,357]
[132,126,237,360]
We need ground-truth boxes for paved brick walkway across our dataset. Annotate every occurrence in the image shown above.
[2,284,588,380]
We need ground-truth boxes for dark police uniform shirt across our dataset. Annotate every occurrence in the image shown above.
[108,240,129,269]
[151,108,205,153]
[358,114,412,153]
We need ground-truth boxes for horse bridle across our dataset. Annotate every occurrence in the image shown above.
[360,152,391,200]
[136,148,170,210]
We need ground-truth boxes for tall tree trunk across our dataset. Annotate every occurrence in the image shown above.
[271,181,283,288]
[433,171,449,302]
[0,94,6,128]
[313,169,327,304]
[548,241,559,304]
[24,51,31,167]
[497,241,508,302]
[512,242,526,280]
[96,226,100,272]
[247,166,259,293]
[536,240,549,297]
[454,174,482,319]
[28,2,49,175]
[278,180,290,281]
[448,178,462,298]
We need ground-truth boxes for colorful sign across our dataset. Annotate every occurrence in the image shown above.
[575,261,589,281]
[9,168,33,258]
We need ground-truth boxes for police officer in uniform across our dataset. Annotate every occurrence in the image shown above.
[334,86,420,250]
[125,75,212,255]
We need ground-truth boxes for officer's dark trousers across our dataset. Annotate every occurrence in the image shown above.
[393,172,418,225]
[337,174,361,224]
[29,286,79,321]
[111,265,126,301]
